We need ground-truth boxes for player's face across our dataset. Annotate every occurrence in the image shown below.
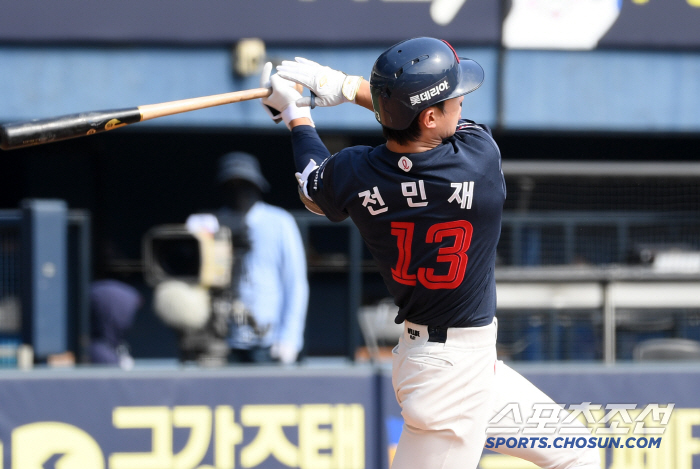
[436,96,464,139]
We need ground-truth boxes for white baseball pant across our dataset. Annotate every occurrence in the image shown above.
[390,319,601,469]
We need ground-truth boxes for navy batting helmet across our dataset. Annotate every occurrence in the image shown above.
[370,37,484,130]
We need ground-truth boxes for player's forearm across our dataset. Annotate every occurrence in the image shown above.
[290,125,330,173]
[354,79,374,112]
[289,117,314,129]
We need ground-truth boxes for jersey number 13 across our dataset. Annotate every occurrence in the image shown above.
[390,220,473,290]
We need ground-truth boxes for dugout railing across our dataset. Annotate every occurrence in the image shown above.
[497,161,700,363]
[0,202,91,367]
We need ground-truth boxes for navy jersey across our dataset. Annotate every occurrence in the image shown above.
[303,120,505,327]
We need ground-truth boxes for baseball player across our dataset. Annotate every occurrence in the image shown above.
[262,37,600,469]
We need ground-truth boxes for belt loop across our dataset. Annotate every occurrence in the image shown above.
[427,326,448,343]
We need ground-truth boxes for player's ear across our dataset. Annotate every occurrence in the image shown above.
[419,107,438,130]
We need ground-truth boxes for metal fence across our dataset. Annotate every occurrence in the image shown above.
[0,219,21,367]
[0,205,91,367]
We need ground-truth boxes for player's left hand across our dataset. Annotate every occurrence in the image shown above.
[270,342,298,365]
[260,62,314,129]
[277,57,363,108]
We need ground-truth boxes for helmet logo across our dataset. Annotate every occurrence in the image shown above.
[398,156,413,172]
[409,79,450,106]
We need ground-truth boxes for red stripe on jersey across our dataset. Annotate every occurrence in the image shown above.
[456,123,478,131]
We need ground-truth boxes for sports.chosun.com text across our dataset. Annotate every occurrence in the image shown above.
[485,436,662,450]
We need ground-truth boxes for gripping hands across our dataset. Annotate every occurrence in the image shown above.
[260,62,314,129]
[277,57,363,108]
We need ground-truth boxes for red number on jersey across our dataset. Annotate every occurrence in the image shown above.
[418,220,473,289]
[390,220,473,290]
[391,222,417,285]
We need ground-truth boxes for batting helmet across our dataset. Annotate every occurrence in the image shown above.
[370,37,484,130]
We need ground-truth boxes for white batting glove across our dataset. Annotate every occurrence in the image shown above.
[259,62,282,124]
[276,57,363,108]
[260,62,314,129]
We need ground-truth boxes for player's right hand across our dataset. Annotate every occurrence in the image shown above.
[277,57,363,108]
[260,62,314,129]
[259,61,285,123]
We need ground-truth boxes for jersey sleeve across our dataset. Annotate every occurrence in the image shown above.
[305,155,349,223]
[455,119,506,197]
[291,125,330,172]
[290,125,348,221]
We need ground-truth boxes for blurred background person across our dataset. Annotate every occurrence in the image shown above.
[89,279,142,369]
[186,151,309,364]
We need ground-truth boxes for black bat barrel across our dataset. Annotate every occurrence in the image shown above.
[0,108,142,150]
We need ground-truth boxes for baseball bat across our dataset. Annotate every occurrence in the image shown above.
[0,87,272,151]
